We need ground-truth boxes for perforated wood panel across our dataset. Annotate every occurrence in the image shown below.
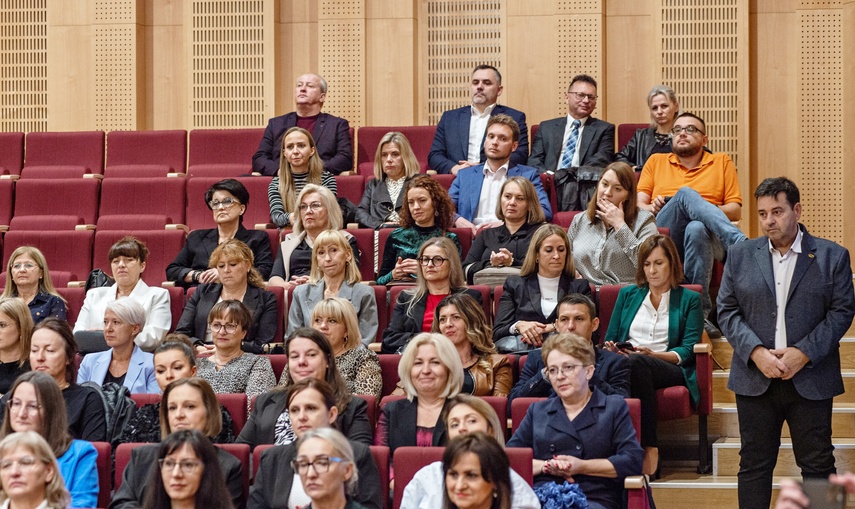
[557,11,603,116]
[426,0,502,125]
[319,0,365,127]
[798,5,843,242]
[0,0,47,132]
[660,0,740,166]
[94,0,140,131]
[188,0,268,129]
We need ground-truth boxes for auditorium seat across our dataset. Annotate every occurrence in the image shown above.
[530,124,539,148]
[370,445,390,509]
[356,394,377,429]
[335,174,366,207]
[355,125,436,176]
[262,354,287,382]
[617,123,649,152]
[105,129,188,177]
[10,178,100,230]
[130,393,161,408]
[433,173,454,191]
[216,393,248,435]
[98,177,186,229]
[187,128,264,178]
[377,354,401,397]
[553,210,582,229]
[113,442,136,490]
[92,229,187,287]
[22,131,105,178]
[448,227,473,260]
[540,173,559,218]
[0,179,13,230]
[214,443,251,503]
[185,176,274,230]
[57,287,86,323]
[344,228,375,281]
[91,441,112,509]
[252,444,273,479]
[0,132,24,176]
[3,230,94,281]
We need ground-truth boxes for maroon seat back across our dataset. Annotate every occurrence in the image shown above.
[0,132,24,175]
[91,441,112,508]
[106,130,188,175]
[344,228,375,281]
[214,443,251,502]
[3,230,94,280]
[0,179,14,228]
[617,123,649,152]
[216,393,248,435]
[377,354,401,397]
[130,393,161,408]
[92,229,187,287]
[23,131,105,178]
[335,174,366,206]
[11,178,101,229]
[370,445,390,509]
[188,129,264,177]
[98,177,186,226]
[57,287,86,324]
[185,176,273,230]
[511,397,544,434]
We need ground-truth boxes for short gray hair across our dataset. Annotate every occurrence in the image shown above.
[105,298,146,329]
[296,428,358,494]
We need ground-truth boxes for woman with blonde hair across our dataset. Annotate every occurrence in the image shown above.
[1,247,66,324]
[287,230,378,344]
[0,299,33,394]
[268,127,337,228]
[0,431,70,509]
[616,84,681,169]
[356,131,421,229]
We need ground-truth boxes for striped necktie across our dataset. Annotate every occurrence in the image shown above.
[558,119,582,170]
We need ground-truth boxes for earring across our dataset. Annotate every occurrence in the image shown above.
[493,491,498,499]
[434,211,439,217]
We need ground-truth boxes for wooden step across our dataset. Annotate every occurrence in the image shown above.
[713,437,855,476]
[713,370,855,404]
[650,472,783,509]
[712,337,855,370]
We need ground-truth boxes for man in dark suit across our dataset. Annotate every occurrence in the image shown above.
[428,65,528,174]
[508,293,631,404]
[252,73,353,176]
[719,177,855,509]
[527,74,615,174]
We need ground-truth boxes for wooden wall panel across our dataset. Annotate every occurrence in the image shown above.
[365,0,418,125]
[506,2,558,127]
[47,1,94,130]
[277,0,318,116]
[94,0,143,131]
[843,0,855,258]
[0,0,48,133]
[319,0,365,127]
[146,0,187,129]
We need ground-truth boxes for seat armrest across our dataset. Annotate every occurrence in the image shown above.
[161,281,176,288]
[694,343,712,354]
[165,224,190,233]
[75,224,97,231]
[254,223,275,230]
[368,343,382,353]
[624,475,646,489]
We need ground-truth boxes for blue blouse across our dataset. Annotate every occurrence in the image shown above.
[57,439,99,508]
[26,292,67,324]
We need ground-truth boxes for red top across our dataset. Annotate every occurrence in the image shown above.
[422,293,448,332]
[295,113,320,135]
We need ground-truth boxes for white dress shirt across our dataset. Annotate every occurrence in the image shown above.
[561,115,589,167]
[473,162,508,224]
[629,289,677,360]
[467,103,496,162]
[770,228,803,349]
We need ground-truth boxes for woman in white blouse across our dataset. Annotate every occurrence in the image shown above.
[603,234,703,475]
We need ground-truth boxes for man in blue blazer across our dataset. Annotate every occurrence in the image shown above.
[428,65,528,174]
[252,73,353,176]
[719,177,855,509]
[449,114,551,233]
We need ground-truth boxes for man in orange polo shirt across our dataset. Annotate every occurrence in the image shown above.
[637,112,747,337]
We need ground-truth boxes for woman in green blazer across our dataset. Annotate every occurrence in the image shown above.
[604,235,702,476]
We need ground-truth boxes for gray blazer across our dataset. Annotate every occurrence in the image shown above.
[718,226,855,400]
[286,280,379,345]
[527,116,615,174]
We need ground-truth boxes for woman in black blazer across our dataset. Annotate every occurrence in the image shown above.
[494,223,592,353]
[615,85,680,169]
[175,239,277,354]
[236,328,372,448]
[381,236,481,354]
[355,131,420,229]
[167,178,273,287]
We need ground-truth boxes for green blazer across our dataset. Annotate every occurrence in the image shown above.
[604,285,702,406]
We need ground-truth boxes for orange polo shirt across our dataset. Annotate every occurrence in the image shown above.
[637,152,742,206]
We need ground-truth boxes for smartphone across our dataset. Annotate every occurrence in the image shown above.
[663,196,672,204]
[615,341,636,352]
[801,478,846,509]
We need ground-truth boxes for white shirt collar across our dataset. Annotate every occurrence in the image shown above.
[767,227,803,256]
[471,103,497,117]
[566,114,589,126]
[483,161,509,176]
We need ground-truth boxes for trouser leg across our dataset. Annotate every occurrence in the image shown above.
[629,353,685,447]
[735,380,787,509]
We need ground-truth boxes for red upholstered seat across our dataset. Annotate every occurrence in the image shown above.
[553,210,582,229]
[214,443,251,503]
[92,229,187,287]
[335,174,366,207]
[185,176,273,230]
[216,393,248,435]
[355,125,436,176]
[344,228,375,282]
[0,179,13,228]
[617,123,649,152]
[433,173,454,191]
[356,394,377,430]
[11,178,100,230]
[540,172,558,218]
[3,230,94,281]
[22,131,105,178]
[91,441,112,509]
[187,128,264,178]
[98,177,186,227]
[262,354,287,382]
[0,132,24,176]
[106,129,187,176]
[370,445,390,509]
[57,287,86,323]
[130,393,161,408]
[377,354,401,398]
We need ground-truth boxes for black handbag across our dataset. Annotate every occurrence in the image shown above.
[84,268,114,292]
[553,165,602,212]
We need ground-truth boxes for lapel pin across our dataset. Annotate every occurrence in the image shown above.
[808,253,815,259]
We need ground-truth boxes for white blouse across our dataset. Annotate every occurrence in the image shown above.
[536,274,561,318]
[628,290,681,362]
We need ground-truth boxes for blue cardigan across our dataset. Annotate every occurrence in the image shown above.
[57,439,98,508]
[77,345,159,394]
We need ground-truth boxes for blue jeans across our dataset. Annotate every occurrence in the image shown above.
[655,187,747,316]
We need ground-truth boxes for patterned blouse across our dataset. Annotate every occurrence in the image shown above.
[278,346,382,401]
[197,353,276,412]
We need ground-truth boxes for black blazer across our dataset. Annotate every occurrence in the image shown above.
[354,177,410,229]
[527,116,615,174]
[249,439,381,509]
[108,443,243,509]
[493,273,591,340]
[252,112,353,176]
[175,284,278,354]
[380,397,450,454]
[236,390,372,448]
[381,287,482,354]
[166,225,274,287]
[462,222,542,284]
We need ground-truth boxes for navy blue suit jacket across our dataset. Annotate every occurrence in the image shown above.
[252,112,353,175]
[719,225,855,400]
[449,163,552,222]
[428,105,528,174]
[527,116,615,174]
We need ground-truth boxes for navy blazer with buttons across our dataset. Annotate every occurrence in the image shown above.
[252,112,353,176]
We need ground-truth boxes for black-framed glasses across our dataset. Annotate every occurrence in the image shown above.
[159,458,203,474]
[290,456,347,475]
[546,364,589,378]
[670,125,704,136]
[418,256,447,267]
[210,322,239,334]
[209,198,239,209]
[568,91,598,101]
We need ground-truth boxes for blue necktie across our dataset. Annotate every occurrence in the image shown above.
[558,119,582,170]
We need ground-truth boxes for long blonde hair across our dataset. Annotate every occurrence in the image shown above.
[372,132,420,181]
[1,246,65,304]
[0,298,33,367]
[278,127,325,212]
[308,230,361,285]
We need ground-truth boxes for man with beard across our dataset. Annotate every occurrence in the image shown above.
[637,112,746,338]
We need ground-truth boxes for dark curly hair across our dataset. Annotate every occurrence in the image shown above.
[399,175,455,230]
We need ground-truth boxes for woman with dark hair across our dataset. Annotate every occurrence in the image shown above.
[237,328,372,448]
[268,127,337,228]
[355,131,421,229]
[175,239,278,354]
[28,318,106,442]
[462,177,546,284]
[249,379,382,509]
[0,372,97,508]
[430,294,512,397]
[442,432,513,509]
[1,246,67,324]
[569,161,657,286]
[110,377,243,509]
[382,237,481,354]
[74,236,171,351]
[377,175,461,285]
[603,234,702,476]
[0,299,33,394]
[167,178,274,287]
[0,431,70,509]
[615,85,681,169]
[493,224,592,353]
[117,335,235,444]
[141,429,233,509]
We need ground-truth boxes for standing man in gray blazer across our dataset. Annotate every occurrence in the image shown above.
[718,177,855,509]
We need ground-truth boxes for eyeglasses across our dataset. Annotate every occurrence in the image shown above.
[210,322,239,334]
[9,399,41,416]
[547,364,588,378]
[11,262,36,271]
[0,456,42,471]
[209,198,239,209]
[299,201,324,213]
[290,456,347,475]
[418,256,447,267]
[670,125,704,136]
[159,459,203,475]
[568,91,598,101]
